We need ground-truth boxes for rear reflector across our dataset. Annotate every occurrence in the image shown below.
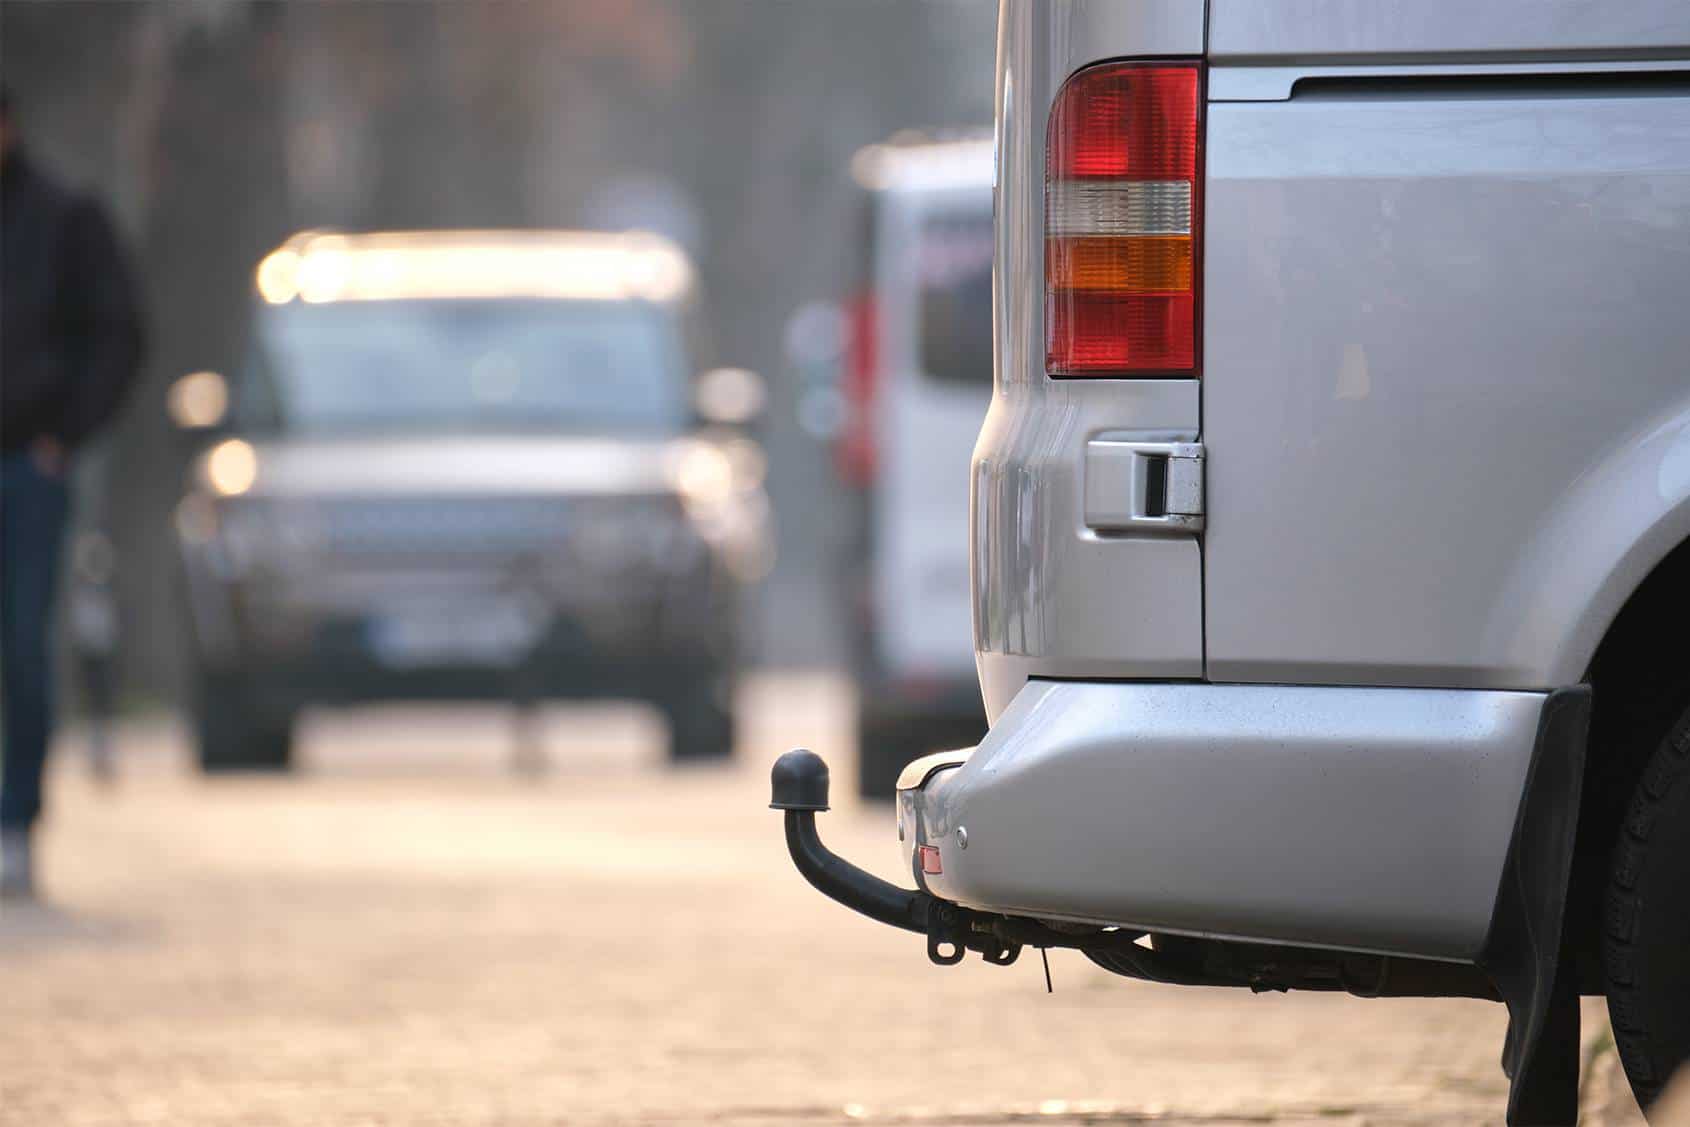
[919,845,942,875]
[1046,62,1202,377]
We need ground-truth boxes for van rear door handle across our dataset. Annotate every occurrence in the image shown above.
[1083,439,1204,533]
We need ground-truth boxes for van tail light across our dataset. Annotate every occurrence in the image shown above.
[1045,62,1202,377]
[837,291,879,487]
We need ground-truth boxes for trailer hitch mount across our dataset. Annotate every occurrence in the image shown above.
[770,748,1019,966]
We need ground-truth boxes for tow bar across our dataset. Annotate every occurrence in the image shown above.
[770,687,1592,1127]
[769,748,1019,966]
[769,748,1282,979]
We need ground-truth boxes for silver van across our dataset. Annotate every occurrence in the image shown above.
[772,3,1690,1121]
[838,134,993,798]
[174,230,769,772]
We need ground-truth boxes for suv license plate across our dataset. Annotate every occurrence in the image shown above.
[368,601,541,669]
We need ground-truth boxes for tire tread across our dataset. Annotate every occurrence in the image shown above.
[1603,704,1690,1112]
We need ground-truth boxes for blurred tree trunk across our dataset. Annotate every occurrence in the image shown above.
[118,5,291,700]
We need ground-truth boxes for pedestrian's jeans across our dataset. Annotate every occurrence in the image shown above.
[1,450,70,831]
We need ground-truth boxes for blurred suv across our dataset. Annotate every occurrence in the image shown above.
[172,230,770,772]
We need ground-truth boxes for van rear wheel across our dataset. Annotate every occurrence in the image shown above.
[1603,702,1690,1114]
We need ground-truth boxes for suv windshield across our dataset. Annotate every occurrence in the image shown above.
[245,298,686,434]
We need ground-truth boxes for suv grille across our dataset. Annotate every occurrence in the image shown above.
[314,495,676,563]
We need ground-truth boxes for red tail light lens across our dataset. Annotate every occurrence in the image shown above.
[836,291,878,486]
[1046,62,1202,377]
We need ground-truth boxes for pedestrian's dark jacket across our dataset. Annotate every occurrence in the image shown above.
[1,148,144,453]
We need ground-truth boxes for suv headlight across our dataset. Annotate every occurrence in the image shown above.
[200,438,260,498]
[667,441,735,507]
[666,437,768,513]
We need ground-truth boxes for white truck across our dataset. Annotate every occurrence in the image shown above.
[839,135,993,798]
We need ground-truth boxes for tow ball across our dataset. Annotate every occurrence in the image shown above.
[769,749,1020,967]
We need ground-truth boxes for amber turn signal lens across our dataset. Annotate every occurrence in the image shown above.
[1046,235,1192,294]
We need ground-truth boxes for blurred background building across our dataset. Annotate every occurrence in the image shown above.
[0,0,996,710]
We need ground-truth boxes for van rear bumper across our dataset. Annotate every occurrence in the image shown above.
[897,680,1554,962]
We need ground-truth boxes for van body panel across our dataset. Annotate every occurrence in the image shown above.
[1203,87,1690,687]
[1209,0,1690,64]
[977,0,1207,723]
[972,381,1202,721]
[1485,402,1690,687]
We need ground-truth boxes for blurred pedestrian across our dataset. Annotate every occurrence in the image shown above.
[1,85,144,900]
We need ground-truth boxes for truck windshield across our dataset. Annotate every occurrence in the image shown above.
[246,298,687,434]
[918,210,994,387]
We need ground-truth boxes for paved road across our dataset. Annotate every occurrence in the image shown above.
[0,675,1647,1126]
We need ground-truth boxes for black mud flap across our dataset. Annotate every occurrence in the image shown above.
[1478,685,1592,1127]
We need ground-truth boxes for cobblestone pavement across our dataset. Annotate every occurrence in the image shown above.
[0,675,1650,1126]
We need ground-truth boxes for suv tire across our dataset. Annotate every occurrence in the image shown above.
[195,669,295,773]
[1604,702,1690,1112]
[662,677,735,763]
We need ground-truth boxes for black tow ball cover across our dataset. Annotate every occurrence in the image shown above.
[770,749,830,812]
